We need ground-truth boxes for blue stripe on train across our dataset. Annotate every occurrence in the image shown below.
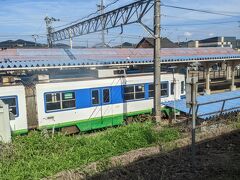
[44,82,171,113]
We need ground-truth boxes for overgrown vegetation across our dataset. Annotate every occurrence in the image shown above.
[0,122,181,180]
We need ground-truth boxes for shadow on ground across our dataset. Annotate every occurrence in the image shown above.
[88,130,240,180]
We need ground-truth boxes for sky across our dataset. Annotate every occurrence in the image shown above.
[0,0,239,47]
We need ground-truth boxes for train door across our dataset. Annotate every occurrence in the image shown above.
[101,88,113,127]
[90,88,113,129]
[90,89,102,129]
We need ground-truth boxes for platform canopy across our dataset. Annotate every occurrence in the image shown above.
[0,47,240,70]
[163,90,240,120]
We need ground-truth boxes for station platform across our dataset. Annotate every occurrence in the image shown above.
[163,90,240,119]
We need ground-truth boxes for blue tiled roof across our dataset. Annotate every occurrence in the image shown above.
[163,90,240,119]
[0,47,240,70]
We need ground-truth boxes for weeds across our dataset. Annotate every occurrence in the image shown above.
[158,127,181,143]
[0,122,181,180]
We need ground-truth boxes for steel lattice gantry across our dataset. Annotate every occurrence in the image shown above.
[49,0,154,43]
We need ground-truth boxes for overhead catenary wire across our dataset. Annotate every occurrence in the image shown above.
[162,20,240,27]
[161,3,240,17]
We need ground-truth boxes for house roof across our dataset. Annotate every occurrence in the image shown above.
[0,47,239,70]
[136,37,179,48]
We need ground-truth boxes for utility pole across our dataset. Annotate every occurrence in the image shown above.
[154,0,161,123]
[97,0,106,47]
[191,78,197,170]
[44,16,60,48]
[186,62,199,170]
[186,77,198,169]
[32,34,39,47]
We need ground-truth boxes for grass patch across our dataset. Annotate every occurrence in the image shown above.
[158,127,181,143]
[0,122,181,180]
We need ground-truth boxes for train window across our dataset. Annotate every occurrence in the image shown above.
[135,85,145,99]
[46,93,61,111]
[62,92,76,109]
[124,84,145,101]
[103,89,110,104]
[46,102,61,111]
[124,86,134,93]
[92,90,100,105]
[1,97,18,117]
[46,93,60,103]
[45,91,76,112]
[149,84,154,98]
[181,81,185,94]
[124,85,135,101]
[149,82,169,98]
[124,93,134,101]
[161,82,169,96]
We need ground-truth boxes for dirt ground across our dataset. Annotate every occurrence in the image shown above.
[88,130,240,180]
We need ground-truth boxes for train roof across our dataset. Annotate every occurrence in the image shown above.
[0,47,240,70]
[0,71,185,87]
[45,71,184,83]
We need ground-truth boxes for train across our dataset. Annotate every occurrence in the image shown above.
[0,69,185,135]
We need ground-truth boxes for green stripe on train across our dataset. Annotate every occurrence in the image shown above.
[40,109,154,132]
[13,108,173,134]
[12,129,28,136]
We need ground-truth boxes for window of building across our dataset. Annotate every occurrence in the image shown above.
[0,97,18,117]
[45,91,76,112]
[181,81,185,94]
[103,88,110,104]
[92,90,100,105]
[149,82,169,98]
[124,84,145,101]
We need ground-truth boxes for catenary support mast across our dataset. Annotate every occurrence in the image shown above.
[98,0,106,47]
[154,0,161,122]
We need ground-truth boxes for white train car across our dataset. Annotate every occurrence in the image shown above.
[0,85,28,135]
[0,72,185,134]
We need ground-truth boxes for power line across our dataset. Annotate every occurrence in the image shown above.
[162,20,240,27]
[161,3,240,17]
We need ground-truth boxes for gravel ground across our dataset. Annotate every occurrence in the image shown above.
[89,130,240,180]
